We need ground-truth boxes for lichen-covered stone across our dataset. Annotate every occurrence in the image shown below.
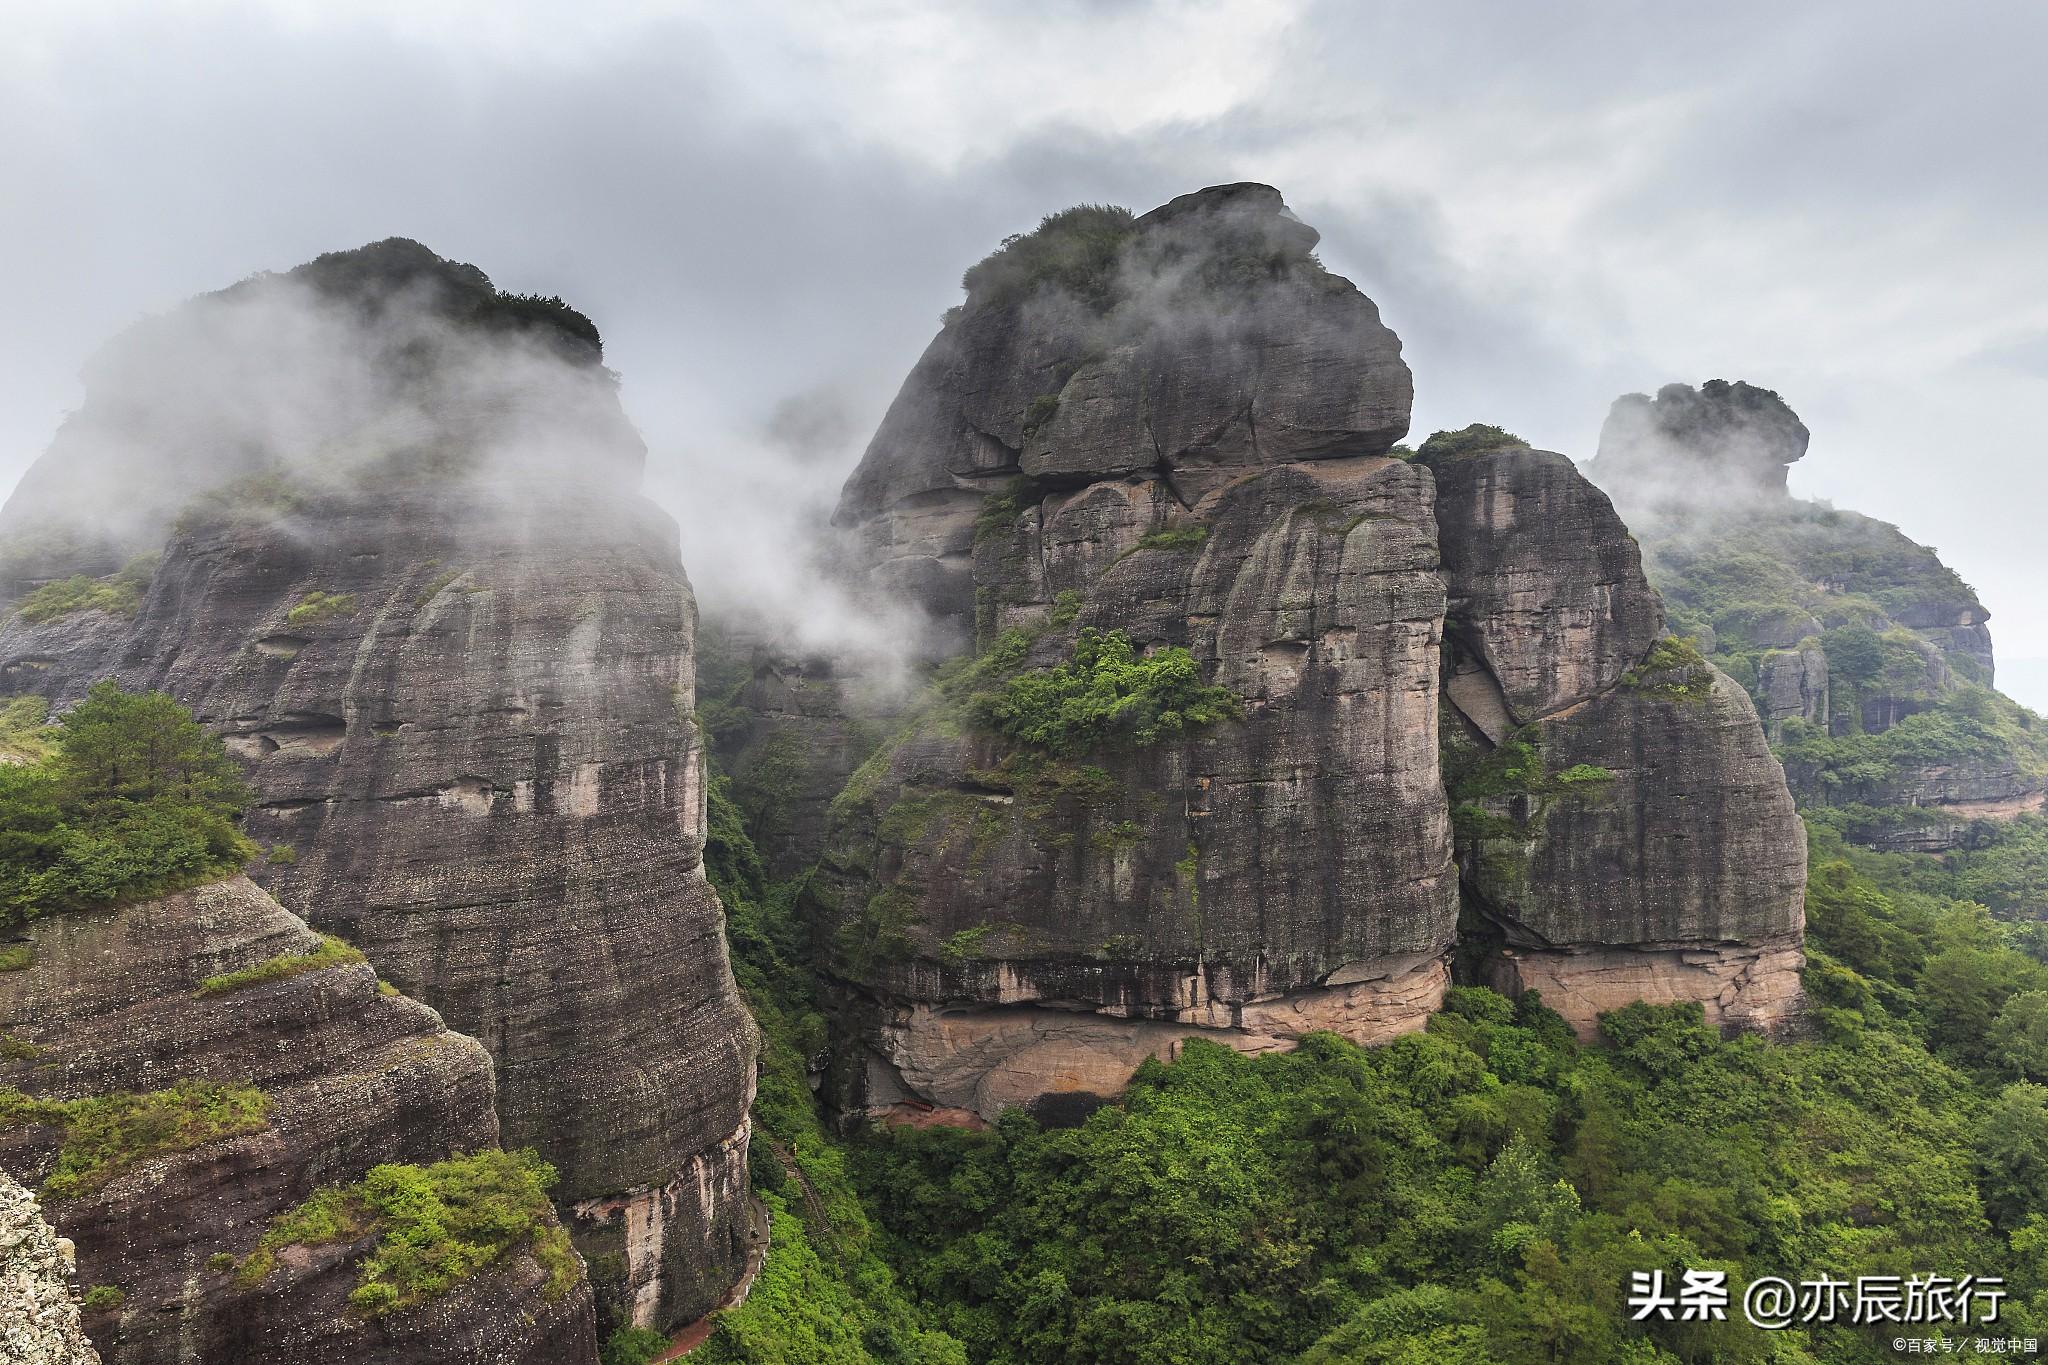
[0,877,595,1364]
[1,1172,101,1365]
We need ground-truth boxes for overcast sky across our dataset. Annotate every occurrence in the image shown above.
[4,1,2046,706]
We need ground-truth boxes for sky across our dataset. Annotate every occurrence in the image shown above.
[3,0,2046,706]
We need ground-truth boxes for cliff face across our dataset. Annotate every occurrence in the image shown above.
[788,186,1808,1118]
[1588,381,2047,851]
[0,877,594,1364]
[0,242,758,1331]
[1428,438,1807,1035]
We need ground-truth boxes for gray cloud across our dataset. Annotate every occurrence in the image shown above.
[3,0,2045,709]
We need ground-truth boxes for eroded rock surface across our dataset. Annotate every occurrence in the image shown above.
[1587,379,2043,849]
[0,877,595,1364]
[1,1172,101,1365]
[1425,436,1807,1039]
[0,241,757,1329]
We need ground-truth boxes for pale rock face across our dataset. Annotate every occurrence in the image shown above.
[864,955,1448,1123]
[0,877,596,1365]
[1484,937,1807,1040]
[1,1172,102,1365]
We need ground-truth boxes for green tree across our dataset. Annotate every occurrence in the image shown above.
[1993,992,2048,1083]
[52,680,248,815]
[1978,1083,2048,1228]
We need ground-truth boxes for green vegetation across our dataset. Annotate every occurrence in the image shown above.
[602,1327,674,1365]
[968,628,1240,757]
[852,988,2042,1364]
[0,1032,41,1061]
[960,205,1138,314]
[696,763,965,1364]
[0,1080,269,1199]
[195,933,364,996]
[175,469,310,531]
[0,695,55,763]
[0,680,253,928]
[1416,425,1529,462]
[286,590,358,625]
[0,946,28,971]
[1780,685,2048,803]
[12,555,156,624]
[1617,636,1717,703]
[239,1149,576,1316]
[1133,526,1208,553]
[79,1284,124,1313]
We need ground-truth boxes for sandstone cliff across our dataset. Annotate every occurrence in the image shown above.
[0,242,758,1332]
[1588,381,2047,850]
[1425,433,1806,1036]
[774,186,1808,1118]
[0,876,594,1364]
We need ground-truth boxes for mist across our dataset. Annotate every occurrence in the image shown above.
[3,1,2047,707]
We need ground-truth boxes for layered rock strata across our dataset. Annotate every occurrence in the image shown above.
[804,185,1808,1115]
[0,877,595,1364]
[1426,436,1807,1038]
[0,242,757,1328]
[1587,379,2043,848]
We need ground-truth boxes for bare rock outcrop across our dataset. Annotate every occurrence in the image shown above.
[2,1172,101,1365]
[1425,433,1807,1038]
[832,183,1412,649]
[0,242,758,1330]
[0,877,595,1364]
[1587,380,2043,850]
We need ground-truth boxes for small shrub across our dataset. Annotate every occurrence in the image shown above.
[195,933,365,996]
[13,555,156,625]
[969,628,1241,757]
[940,924,995,963]
[286,591,357,626]
[0,1032,41,1061]
[267,843,297,865]
[0,946,28,972]
[0,1080,271,1199]
[1135,526,1209,552]
[1416,425,1528,462]
[79,1284,124,1313]
[1619,636,1717,703]
[242,1149,576,1315]
[1551,764,1615,787]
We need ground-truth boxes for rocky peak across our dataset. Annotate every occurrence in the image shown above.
[1591,378,1810,502]
[833,184,1411,644]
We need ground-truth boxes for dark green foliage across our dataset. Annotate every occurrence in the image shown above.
[0,681,253,927]
[967,628,1240,756]
[854,996,2011,1364]
[79,1284,124,1312]
[194,933,364,996]
[0,1080,270,1199]
[602,1327,673,1365]
[241,1149,576,1315]
[292,237,603,357]
[12,554,156,624]
[1416,425,1528,462]
[960,206,1138,314]
[1779,686,2048,801]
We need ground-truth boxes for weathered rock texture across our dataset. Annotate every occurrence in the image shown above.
[0,877,595,1364]
[0,242,758,1330]
[801,186,1808,1113]
[833,182,1412,649]
[1588,380,2045,849]
[1427,436,1807,1039]
[2,1171,101,1365]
